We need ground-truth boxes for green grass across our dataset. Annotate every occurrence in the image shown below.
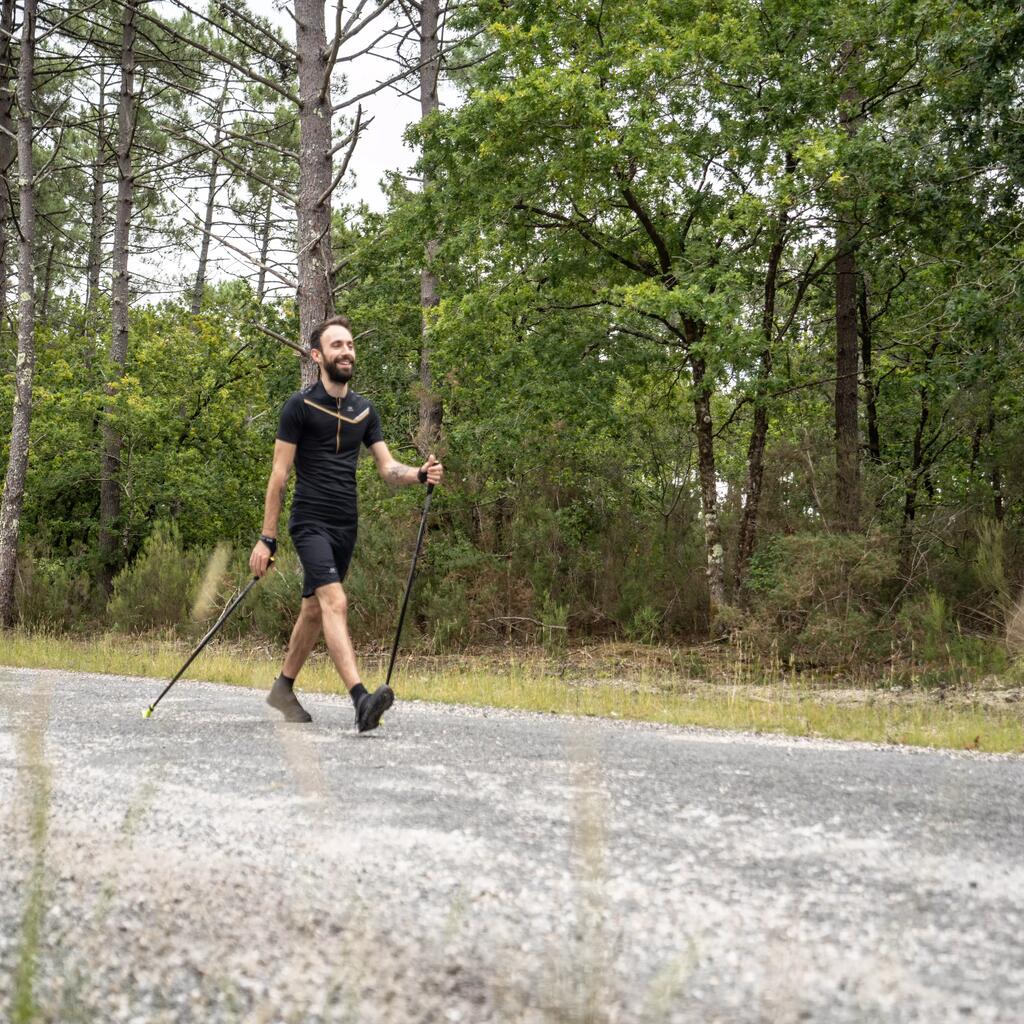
[2,629,1023,753]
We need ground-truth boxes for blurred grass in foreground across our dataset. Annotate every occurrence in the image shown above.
[2,630,1022,753]
[9,680,51,1024]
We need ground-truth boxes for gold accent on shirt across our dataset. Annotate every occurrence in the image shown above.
[303,399,370,425]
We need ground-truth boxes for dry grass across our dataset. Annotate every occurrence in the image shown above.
[2,630,1023,753]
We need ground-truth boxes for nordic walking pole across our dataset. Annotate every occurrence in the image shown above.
[143,559,273,718]
[384,484,434,690]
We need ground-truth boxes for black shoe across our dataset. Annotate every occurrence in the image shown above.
[267,678,313,723]
[355,684,394,733]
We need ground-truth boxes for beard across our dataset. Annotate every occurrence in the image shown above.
[323,357,354,384]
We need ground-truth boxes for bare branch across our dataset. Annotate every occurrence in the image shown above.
[340,0,394,46]
[443,48,499,73]
[165,126,297,204]
[513,201,657,277]
[319,0,346,105]
[330,227,388,275]
[316,104,364,206]
[176,208,299,290]
[32,123,67,184]
[36,0,108,44]
[332,55,425,111]
[621,184,674,283]
[332,273,359,295]
[333,24,487,110]
[254,321,307,355]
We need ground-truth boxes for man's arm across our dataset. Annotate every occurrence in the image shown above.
[370,441,444,487]
[249,440,297,577]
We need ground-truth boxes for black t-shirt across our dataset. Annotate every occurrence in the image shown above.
[276,380,384,527]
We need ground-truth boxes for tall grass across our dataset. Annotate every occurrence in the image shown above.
[3,630,1023,753]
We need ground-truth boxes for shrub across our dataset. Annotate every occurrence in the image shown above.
[214,545,304,646]
[417,532,501,650]
[15,550,96,632]
[244,549,304,645]
[345,510,421,644]
[430,607,469,654]
[539,589,569,656]
[973,518,1011,612]
[107,522,198,633]
[738,531,900,665]
[895,589,1010,681]
[625,605,662,644]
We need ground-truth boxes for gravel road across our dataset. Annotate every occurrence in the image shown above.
[1,666,1022,1024]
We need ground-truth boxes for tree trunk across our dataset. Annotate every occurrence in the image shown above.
[734,376,770,593]
[834,44,861,531]
[690,350,725,618]
[295,0,333,386]
[86,68,108,309]
[989,411,1004,522]
[256,190,272,302]
[417,0,443,453]
[39,243,54,320]
[858,273,881,464]
[0,0,17,327]
[898,337,941,576]
[734,154,794,590]
[969,423,982,477]
[0,0,37,626]
[834,230,860,529]
[191,82,229,315]
[99,0,138,588]
[898,384,929,577]
[992,467,1004,522]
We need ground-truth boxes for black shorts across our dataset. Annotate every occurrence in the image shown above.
[289,523,357,598]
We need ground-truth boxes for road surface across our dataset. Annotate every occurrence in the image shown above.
[1,667,1021,1023]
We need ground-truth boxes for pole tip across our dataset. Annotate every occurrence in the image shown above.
[143,707,153,718]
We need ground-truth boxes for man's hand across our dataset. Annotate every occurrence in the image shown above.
[419,454,444,486]
[249,538,275,578]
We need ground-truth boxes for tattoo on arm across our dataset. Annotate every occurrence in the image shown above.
[387,463,416,485]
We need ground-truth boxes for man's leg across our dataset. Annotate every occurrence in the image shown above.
[315,582,362,688]
[282,596,323,677]
[316,582,393,732]
[267,597,322,723]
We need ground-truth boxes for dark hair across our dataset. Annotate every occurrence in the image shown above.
[309,314,353,351]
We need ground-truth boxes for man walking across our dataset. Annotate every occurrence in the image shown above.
[249,315,443,732]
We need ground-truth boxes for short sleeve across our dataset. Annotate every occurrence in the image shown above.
[363,402,384,448]
[276,393,305,444]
